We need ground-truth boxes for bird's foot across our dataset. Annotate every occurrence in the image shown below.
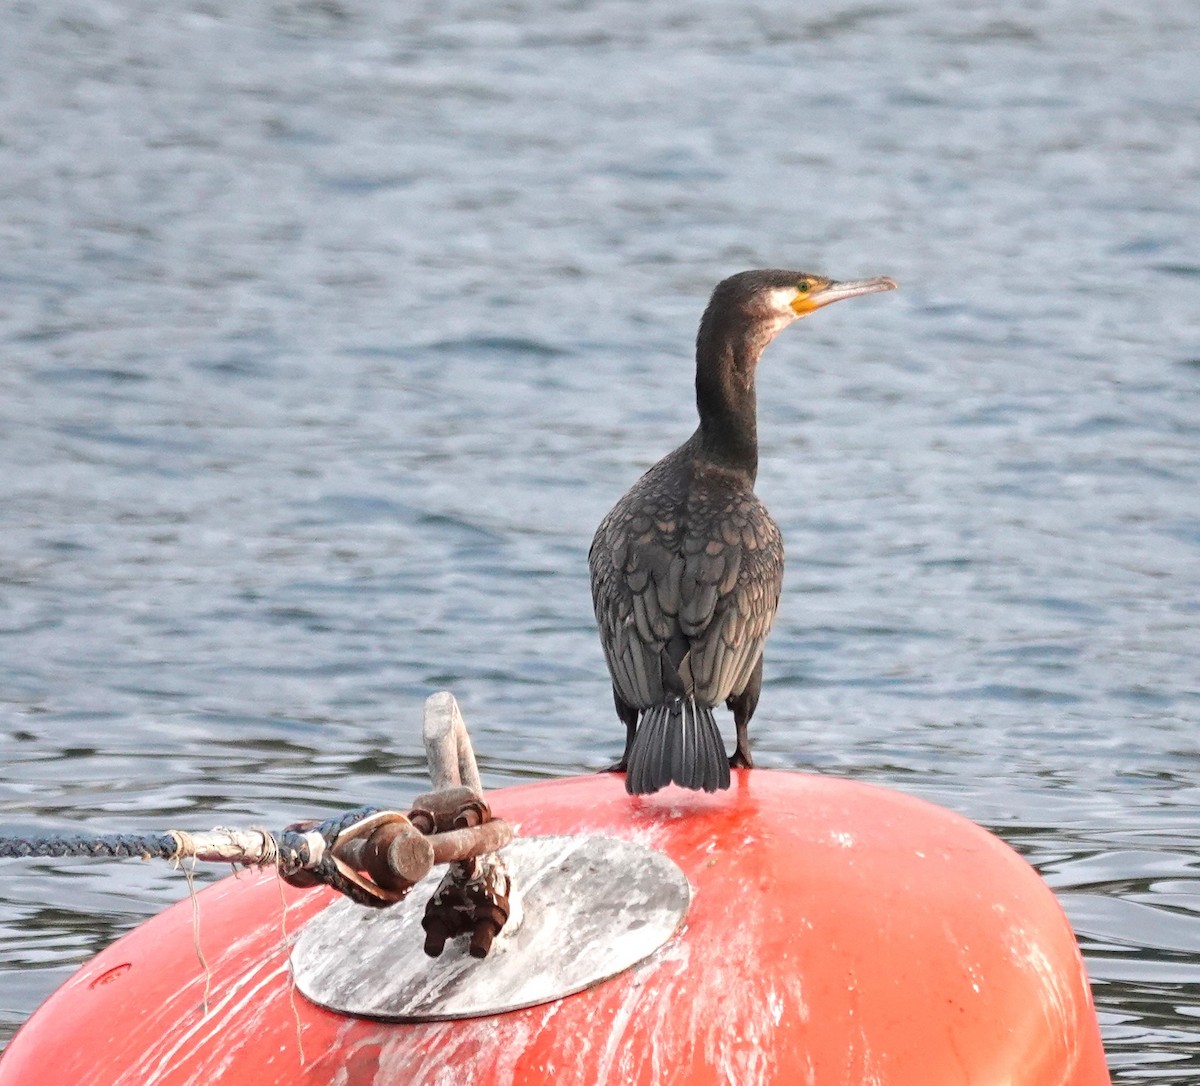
[729,749,754,770]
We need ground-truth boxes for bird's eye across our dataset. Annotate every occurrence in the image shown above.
[797,281,810,293]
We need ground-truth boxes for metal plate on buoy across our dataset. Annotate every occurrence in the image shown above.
[291,834,691,1022]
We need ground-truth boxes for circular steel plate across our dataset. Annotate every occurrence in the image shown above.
[291,834,690,1021]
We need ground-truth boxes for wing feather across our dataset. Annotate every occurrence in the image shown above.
[590,446,783,713]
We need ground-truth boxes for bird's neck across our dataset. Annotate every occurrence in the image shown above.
[694,314,775,481]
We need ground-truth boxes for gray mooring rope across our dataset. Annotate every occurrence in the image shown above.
[0,805,388,905]
[0,832,180,861]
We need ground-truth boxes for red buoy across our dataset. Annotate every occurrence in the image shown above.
[0,771,1110,1084]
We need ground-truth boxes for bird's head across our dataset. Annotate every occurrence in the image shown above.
[784,272,898,316]
[707,269,897,339]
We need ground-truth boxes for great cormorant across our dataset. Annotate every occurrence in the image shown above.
[589,269,897,795]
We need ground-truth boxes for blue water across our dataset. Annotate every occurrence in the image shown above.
[2,1,1198,1076]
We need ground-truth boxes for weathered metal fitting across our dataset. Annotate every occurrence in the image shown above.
[452,798,489,830]
[421,912,457,957]
[326,811,433,904]
[427,819,513,867]
[408,786,490,835]
[418,847,513,959]
[467,899,510,959]
[330,811,410,867]
[362,820,436,893]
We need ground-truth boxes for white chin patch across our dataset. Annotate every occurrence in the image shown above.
[764,287,801,326]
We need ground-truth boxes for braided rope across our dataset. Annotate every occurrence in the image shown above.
[0,833,180,861]
[0,806,381,873]
[0,805,486,909]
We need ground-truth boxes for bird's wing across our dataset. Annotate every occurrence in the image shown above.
[590,458,783,711]
[589,487,686,710]
[678,487,784,706]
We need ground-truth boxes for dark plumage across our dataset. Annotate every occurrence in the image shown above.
[589,268,896,795]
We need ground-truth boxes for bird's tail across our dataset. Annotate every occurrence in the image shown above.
[625,697,731,795]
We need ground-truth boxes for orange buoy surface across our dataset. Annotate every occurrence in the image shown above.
[0,771,1110,1085]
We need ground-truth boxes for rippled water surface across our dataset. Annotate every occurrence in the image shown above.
[2,0,1198,1076]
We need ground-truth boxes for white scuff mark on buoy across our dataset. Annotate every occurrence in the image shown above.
[368,1010,552,1086]
[566,870,812,1086]
[768,987,785,1026]
[696,880,787,1083]
[596,937,690,1084]
[847,1020,887,1086]
[121,948,291,1086]
[1003,922,1081,1065]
